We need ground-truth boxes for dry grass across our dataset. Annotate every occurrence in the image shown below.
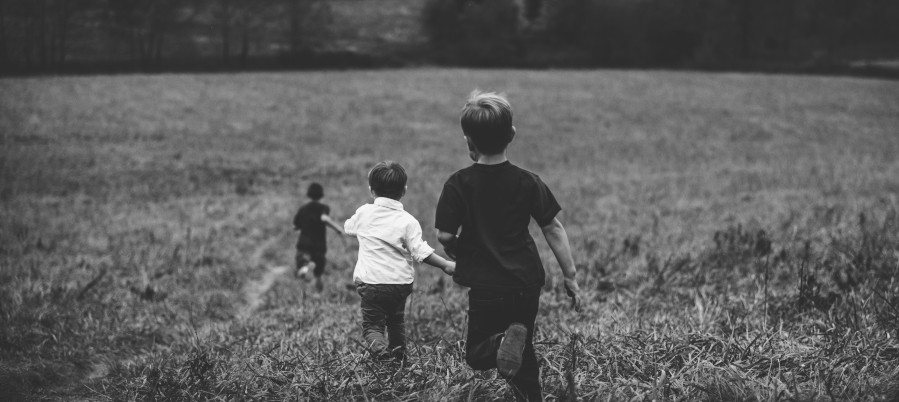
[1,69,898,401]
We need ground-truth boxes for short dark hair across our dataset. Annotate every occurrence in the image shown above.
[368,161,406,200]
[307,182,324,200]
[460,90,513,155]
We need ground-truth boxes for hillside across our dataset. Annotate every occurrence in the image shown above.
[1,69,899,400]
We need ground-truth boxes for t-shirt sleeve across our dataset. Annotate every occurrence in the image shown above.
[435,179,463,234]
[322,204,331,216]
[531,175,562,227]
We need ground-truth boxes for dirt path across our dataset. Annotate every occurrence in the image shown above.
[87,233,294,382]
[236,265,292,319]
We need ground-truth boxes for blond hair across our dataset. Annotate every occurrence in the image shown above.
[460,90,514,154]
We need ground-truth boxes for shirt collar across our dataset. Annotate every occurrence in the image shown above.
[473,160,512,169]
[373,197,404,211]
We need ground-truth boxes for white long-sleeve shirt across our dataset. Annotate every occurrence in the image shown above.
[344,197,435,284]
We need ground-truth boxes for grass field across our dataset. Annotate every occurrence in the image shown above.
[2,69,899,401]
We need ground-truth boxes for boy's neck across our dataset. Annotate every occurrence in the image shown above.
[476,152,508,165]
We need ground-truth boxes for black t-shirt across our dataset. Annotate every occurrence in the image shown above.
[435,161,561,291]
[294,201,330,252]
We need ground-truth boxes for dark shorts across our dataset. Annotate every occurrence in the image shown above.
[295,248,326,277]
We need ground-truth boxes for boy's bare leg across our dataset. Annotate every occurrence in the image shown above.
[311,253,326,291]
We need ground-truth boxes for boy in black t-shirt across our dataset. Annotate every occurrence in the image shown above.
[294,182,344,291]
[435,91,583,402]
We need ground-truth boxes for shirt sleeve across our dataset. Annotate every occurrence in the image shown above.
[435,179,463,234]
[531,175,562,227]
[344,206,363,236]
[405,218,435,263]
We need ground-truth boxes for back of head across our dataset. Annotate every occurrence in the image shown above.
[368,161,407,200]
[460,90,513,155]
[307,182,324,200]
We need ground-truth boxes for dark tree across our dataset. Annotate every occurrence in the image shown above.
[104,0,190,67]
[0,0,8,64]
[233,1,268,65]
[208,0,272,65]
[423,0,524,66]
[218,0,232,61]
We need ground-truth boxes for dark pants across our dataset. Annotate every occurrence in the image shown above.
[356,282,413,358]
[295,248,326,277]
[466,288,542,401]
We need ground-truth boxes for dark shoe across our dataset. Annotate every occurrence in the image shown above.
[497,323,527,379]
[373,349,392,361]
[314,276,323,292]
[389,346,407,362]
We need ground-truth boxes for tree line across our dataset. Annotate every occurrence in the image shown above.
[1,0,897,75]
[0,0,335,73]
[424,0,899,70]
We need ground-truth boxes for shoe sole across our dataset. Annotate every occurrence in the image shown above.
[497,323,527,379]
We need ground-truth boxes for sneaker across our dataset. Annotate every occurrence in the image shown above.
[496,323,527,379]
[296,263,314,281]
[373,349,392,361]
[389,346,407,362]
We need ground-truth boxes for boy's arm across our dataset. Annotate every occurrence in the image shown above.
[321,214,346,236]
[435,180,461,260]
[540,217,582,312]
[343,208,361,236]
[404,219,452,274]
[423,252,455,276]
[436,231,457,260]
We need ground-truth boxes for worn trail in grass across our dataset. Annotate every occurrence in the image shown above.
[80,224,299,392]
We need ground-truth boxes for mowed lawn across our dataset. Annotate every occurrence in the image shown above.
[1,70,898,401]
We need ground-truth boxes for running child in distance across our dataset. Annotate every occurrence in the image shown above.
[293,182,345,291]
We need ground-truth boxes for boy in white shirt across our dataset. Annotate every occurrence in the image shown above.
[344,161,455,360]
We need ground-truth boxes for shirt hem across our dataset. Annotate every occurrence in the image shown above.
[354,278,415,285]
[453,279,544,292]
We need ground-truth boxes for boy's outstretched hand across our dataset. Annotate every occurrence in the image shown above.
[444,261,456,276]
[423,252,455,277]
[563,277,582,312]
